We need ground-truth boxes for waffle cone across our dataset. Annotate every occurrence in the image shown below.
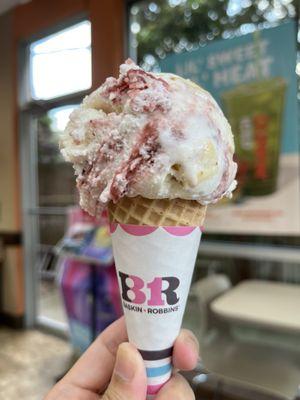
[108,196,206,226]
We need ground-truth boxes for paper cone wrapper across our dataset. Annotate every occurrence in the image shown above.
[110,222,202,398]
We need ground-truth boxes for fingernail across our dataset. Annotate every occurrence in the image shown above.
[114,343,135,382]
[183,331,199,355]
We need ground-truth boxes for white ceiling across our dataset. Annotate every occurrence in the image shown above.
[0,0,31,15]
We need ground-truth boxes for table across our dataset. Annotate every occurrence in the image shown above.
[211,280,300,333]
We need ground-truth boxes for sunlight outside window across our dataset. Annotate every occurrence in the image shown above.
[30,20,91,100]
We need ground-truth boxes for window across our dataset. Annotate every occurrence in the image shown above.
[127,2,300,399]
[30,20,91,100]
[128,0,299,247]
[37,105,78,207]
[21,19,91,333]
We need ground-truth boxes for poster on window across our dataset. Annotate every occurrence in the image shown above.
[161,21,299,235]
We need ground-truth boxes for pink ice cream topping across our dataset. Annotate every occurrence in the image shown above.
[61,59,237,216]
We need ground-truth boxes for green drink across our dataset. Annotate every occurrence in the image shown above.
[222,78,286,196]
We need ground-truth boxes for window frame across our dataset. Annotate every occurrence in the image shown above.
[13,0,125,333]
[19,14,91,332]
[18,13,91,110]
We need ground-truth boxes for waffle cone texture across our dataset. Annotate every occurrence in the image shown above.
[108,196,206,226]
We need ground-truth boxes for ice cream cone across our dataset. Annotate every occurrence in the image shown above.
[60,59,237,399]
[108,196,206,398]
[108,196,207,227]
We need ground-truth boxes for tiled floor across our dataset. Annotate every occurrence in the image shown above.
[0,327,73,400]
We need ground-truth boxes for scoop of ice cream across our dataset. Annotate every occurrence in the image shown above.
[60,59,237,216]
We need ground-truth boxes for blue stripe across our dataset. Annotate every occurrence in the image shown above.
[146,364,172,378]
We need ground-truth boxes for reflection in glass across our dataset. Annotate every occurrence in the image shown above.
[37,105,78,207]
[30,20,91,100]
[129,2,300,398]
[129,0,299,248]
[129,0,296,71]
[36,105,78,326]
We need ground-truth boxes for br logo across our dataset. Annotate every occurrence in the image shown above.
[119,272,180,306]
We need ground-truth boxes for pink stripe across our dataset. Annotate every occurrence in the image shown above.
[163,226,197,236]
[147,382,166,395]
[109,222,118,233]
[120,224,157,236]
[111,224,202,237]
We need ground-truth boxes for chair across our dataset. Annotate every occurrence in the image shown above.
[188,275,300,400]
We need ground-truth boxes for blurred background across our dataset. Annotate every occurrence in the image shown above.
[0,0,299,399]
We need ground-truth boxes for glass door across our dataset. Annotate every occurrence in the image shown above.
[20,19,92,332]
[35,105,78,329]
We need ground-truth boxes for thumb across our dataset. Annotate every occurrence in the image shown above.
[102,343,147,400]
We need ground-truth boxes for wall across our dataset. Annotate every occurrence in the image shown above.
[0,12,16,231]
[0,11,24,317]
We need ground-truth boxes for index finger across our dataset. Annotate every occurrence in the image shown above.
[62,317,127,393]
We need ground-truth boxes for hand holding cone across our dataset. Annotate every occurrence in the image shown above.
[109,196,206,398]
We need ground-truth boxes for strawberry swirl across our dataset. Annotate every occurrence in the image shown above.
[60,59,237,216]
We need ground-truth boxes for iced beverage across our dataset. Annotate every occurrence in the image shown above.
[222,78,286,196]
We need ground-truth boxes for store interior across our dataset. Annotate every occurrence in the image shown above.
[0,0,299,399]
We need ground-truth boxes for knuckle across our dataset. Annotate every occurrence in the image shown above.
[46,383,82,400]
[102,386,125,400]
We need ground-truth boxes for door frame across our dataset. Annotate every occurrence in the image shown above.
[14,0,125,329]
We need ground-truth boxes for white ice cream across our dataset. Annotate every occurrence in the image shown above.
[60,59,237,216]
